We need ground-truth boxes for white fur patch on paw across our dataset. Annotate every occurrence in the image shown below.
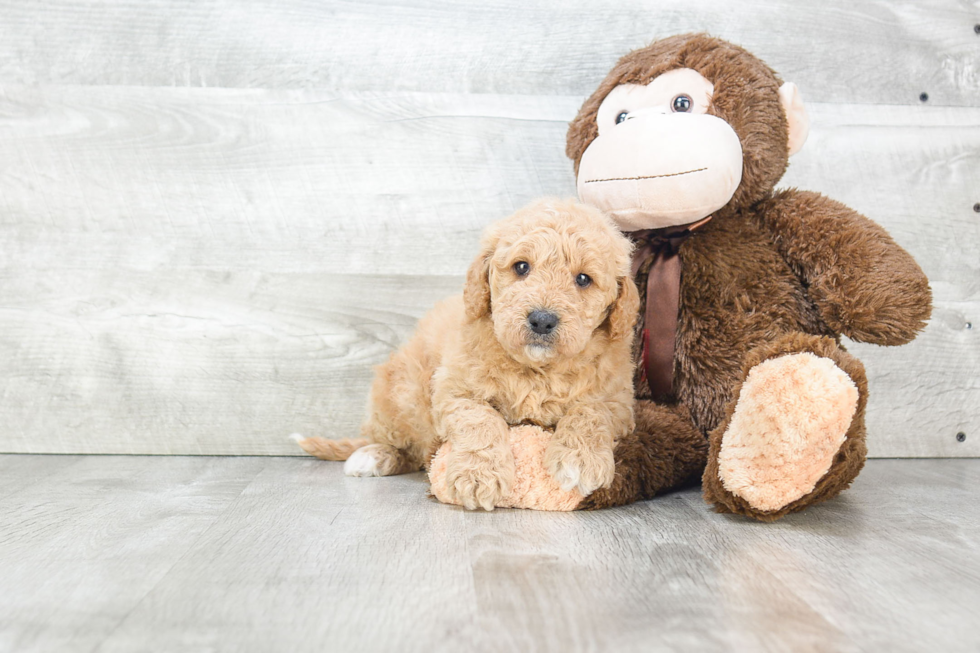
[546,443,615,497]
[552,462,582,493]
[718,352,858,512]
[344,448,382,477]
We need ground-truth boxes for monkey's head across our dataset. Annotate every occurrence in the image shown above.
[566,34,809,231]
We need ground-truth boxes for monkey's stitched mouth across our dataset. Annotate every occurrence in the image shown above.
[583,168,708,184]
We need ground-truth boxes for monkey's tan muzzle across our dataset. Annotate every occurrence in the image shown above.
[577,113,743,231]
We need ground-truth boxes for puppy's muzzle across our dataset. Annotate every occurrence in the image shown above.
[527,309,559,337]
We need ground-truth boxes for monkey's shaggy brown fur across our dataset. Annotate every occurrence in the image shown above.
[568,34,931,518]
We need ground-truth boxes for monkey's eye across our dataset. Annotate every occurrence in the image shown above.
[513,261,530,277]
[671,94,693,113]
[575,273,592,288]
[615,111,629,124]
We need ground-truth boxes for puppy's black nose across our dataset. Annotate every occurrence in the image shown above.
[527,310,559,335]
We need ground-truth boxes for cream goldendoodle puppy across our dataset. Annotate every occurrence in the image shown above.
[295,198,639,510]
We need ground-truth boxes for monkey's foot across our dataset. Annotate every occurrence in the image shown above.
[717,352,859,513]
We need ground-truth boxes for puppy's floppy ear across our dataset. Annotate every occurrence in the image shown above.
[463,228,500,321]
[607,276,640,341]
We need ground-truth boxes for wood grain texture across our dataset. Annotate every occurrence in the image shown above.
[0,270,459,455]
[1,1,978,456]
[0,0,977,106]
[0,87,572,277]
[0,456,267,653]
[0,455,977,652]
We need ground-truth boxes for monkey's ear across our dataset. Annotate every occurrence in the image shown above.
[779,82,810,157]
[608,276,640,342]
[463,232,498,321]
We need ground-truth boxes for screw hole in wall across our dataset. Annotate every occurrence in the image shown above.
[967,322,974,330]
[919,92,929,102]
[956,432,966,442]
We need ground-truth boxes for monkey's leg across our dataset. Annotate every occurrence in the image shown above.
[702,333,868,521]
[578,401,707,510]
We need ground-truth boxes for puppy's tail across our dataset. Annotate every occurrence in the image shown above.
[290,433,369,461]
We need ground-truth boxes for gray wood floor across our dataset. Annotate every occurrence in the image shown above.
[0,457,977,652]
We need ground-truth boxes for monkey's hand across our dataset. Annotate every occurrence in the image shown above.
[759,190,932,346]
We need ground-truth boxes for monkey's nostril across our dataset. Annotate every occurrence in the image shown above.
[528,310,559,335]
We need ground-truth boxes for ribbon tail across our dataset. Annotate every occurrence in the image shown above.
[644,249,682,397]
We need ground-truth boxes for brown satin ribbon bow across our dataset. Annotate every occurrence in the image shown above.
[630,217,711,398]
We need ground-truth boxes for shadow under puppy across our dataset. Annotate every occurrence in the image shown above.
[295,199,639,510]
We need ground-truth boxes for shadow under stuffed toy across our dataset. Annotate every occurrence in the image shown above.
[566,33,932,520]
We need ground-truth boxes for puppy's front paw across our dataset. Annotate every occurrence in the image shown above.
[545,441,615,496]
[444,449,515,511]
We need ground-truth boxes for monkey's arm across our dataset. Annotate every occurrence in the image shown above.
[758,189,932,345]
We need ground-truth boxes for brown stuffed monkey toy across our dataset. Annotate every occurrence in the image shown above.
[565,33,932,520]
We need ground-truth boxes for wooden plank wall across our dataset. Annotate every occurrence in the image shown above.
[0,0,977,456]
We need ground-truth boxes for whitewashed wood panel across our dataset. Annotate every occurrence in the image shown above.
[0,87,573,277]
[0,82,976,456]
[0,1,977,106]
[0,270,460,455]
[1,0,978,456]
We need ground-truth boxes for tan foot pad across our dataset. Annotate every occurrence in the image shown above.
[718,352,859,513]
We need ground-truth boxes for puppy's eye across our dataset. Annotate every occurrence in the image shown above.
[615,111,629,124]
[575,273,592,288]
[513,261,530,277]
[672,94,693,113]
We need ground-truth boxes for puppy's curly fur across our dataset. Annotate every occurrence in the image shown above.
[296,199,639,510]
